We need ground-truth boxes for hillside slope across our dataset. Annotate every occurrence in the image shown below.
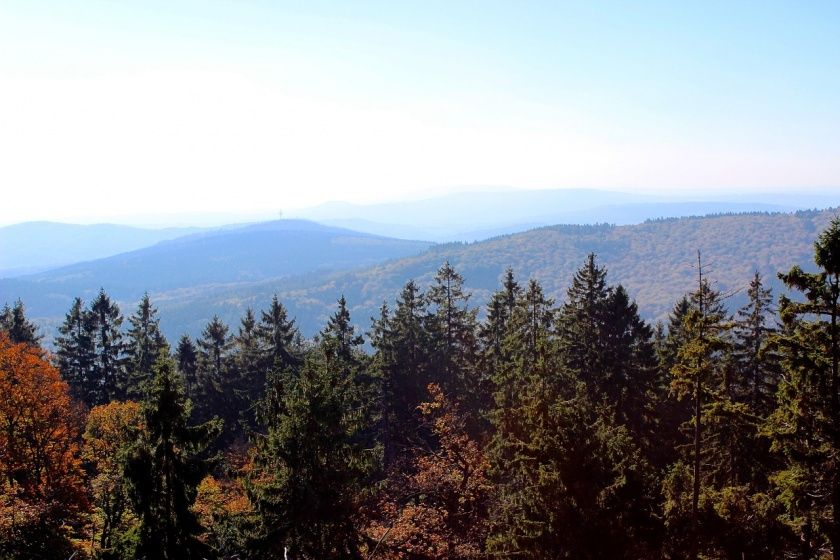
[0,220,432,331]
[4,210,837,342]
[133,208,840,339]
[0,221,204,277]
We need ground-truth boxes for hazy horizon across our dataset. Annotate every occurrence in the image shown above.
[2,2,839,225]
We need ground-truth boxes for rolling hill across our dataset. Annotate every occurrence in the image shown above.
[0,221,205,277]
[3,209,838,343]
[290,188,839,241]
[155,208,835,339]
[0,220,432,336]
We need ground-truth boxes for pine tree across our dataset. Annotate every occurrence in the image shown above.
[557,253,610,388]
[125,293,167,399]
[232,308,265,434]
[246,352,372,558]
[0,299,41,346]
[487,278,555,554]
[767,216,840,556]
[373,280,431,465]
[319,295,364,368]
[733,272,780,416]
[426,261,478,398]
[195,315,233,429]
[125,350,221,560]
[55,297,97,405]
[175,334,199,400]
[663,257,771,558]
[557,255,658,448]
[479,268,521,385]
[487,279,653,557]
[89,289,126,405]
[257,295,301,373]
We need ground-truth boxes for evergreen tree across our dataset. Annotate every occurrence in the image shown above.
[319,295,364,368]
[373,280,431,465]
[195,315,233,430]
[232,308,265,434]
[125,350,221,560]
[663,259,774,558]
[479,267,521,385]
[125,293,167,398]
[426,261,479,398]
[488,279,653,557]
[257,295,301,373]
[89,289,126,405]
[556,255,658,454]
[246,352,373,558]
[175,334,199,400]
[557,253,610,387]
[0,299,41,346]
[55,297,97,405]
[733,272,780,416]
[767,217,840,556]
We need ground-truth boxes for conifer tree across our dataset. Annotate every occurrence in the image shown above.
[246,351,372,558]
[125,293,167,398]
[175,334,199,400]
[232,308,265,433]
[663,259,773,558]
[319,295,364,368]
[0,299,41,346]
[733,272,780,416]
[125,350,221,560]
[488,278,653,557]
[257,295,301,373]
[767,217,840,556]
[195,315,233,429]
[89,289,126,405]
[426,261,479,399]
[479,268,521,385]
[373,280,431,464]
[55,296,97,405]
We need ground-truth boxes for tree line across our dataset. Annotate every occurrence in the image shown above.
[2,217,840,559]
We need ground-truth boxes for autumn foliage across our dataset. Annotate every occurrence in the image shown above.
[365,384,491,559]
[0,333,87,557]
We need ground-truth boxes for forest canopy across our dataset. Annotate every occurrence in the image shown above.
[2,217,840,559]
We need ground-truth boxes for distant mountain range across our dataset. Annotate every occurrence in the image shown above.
[0,220,431,337]
[0,222,205,277]
[290,188,840,241]
[2,208,837,344]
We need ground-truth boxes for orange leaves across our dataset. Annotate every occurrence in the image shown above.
[0,333,87,551]
[365,384,491,559]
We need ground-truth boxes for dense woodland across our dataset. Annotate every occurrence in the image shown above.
[2,217,840,559]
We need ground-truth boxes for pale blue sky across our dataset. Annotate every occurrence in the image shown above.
[0,1,838,224]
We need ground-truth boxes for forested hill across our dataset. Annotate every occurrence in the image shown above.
[0,220,432,334]
[2,209,836,340]
[181,208,838,336]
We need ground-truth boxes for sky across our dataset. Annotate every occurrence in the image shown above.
[0,1,838,225]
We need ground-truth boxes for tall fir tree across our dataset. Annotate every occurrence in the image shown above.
[89,289,126,405]
[246,351,373,559]
[0,299,41,346]
[232,308,265,435]
[733,272,780,416]
[124,293,167,398]
[767,217,840,556]
[257,295,301,373]
[372,280,431,465]
[426,261,478,396]
[479,268,521,386]
[195,315,233,431]
[175,334,199,400]
[125,350,221,560]
[55,296,97,405]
